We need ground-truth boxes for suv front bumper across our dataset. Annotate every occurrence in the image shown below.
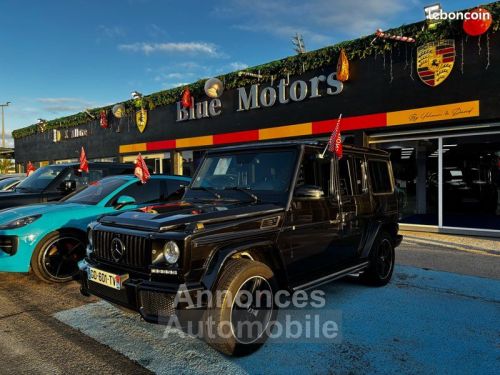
[79,259,204,324]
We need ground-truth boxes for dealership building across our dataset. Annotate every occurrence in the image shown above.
[13,6,500,237]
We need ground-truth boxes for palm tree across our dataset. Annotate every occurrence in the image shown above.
[0,159,14,174]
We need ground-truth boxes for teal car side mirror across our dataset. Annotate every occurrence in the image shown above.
[115,195,136,209]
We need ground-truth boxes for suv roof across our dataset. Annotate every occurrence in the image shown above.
[206,140,388,157]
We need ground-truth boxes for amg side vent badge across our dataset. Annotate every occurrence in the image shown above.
[261,216,280,229]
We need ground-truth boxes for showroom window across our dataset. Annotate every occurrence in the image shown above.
[375,139,438,225]
[368,160,393,194]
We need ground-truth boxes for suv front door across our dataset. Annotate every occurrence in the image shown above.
[335,155,365,261]
[279,150,343,284]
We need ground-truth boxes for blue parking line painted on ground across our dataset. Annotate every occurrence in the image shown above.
[55,266,500,375]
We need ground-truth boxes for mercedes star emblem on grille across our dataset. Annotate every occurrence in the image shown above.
[111,237,126,262]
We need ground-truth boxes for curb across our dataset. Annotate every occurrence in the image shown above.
[402,235,500,256]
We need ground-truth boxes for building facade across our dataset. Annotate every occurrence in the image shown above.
[13,22,500,237]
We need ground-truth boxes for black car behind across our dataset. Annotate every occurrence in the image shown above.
[0,162,134,209]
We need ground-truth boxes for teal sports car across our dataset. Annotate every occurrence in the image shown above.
[0,174,190,283]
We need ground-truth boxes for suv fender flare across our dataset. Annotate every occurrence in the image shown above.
[360,221,399,258]
[201,240,285,291]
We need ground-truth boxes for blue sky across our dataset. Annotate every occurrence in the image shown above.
[0,0,479,145]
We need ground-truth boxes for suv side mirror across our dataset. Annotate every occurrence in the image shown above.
[115,195,136,209]
[294,185,325,199]
[60,180,77,192]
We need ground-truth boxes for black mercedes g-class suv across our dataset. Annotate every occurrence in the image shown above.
[80,141,402,355]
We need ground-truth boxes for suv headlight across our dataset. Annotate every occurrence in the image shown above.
[0,215,41,230]
[86,222,98,256]
[163,241,180,264]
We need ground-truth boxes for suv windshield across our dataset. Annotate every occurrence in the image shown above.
[188,149,297,202]
[61,177,127,205]
[15,165,66,192]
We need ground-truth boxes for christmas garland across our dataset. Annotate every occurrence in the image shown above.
[12,2,500,140]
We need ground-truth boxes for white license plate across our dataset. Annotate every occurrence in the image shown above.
[88,267,128,290]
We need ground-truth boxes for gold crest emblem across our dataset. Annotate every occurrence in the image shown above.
[135,108,148,133]
[417,40,455,87]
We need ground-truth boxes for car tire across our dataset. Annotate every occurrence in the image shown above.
[31,230,86,283]
[204,259,278,356]
[361,231,395,286]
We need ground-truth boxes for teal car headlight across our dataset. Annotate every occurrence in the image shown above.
[0,214,42,230]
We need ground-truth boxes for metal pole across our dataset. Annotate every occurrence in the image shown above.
[438,137,443,228]
[0,102,10,149]
[1,105,4,148]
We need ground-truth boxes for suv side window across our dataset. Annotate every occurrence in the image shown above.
[109,179,163,205]
[58,169,83,189]
[368,160,393,194]
[60,168,104,189]
[352,157,368,195]
[296,152,331,196]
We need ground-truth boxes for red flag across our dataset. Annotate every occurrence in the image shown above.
[134,153,151,184]
[100,110,108,129]
[79,147,89,173]
[181,87,193,108]
[328,114,343,159]
[26,161,36,176]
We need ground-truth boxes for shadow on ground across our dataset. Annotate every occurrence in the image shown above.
[55,266,500,375]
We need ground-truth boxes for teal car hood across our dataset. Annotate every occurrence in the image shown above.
[0,202,93,225]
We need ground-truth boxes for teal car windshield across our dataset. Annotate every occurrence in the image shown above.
[15,165,66,192]
[61,177,127,205]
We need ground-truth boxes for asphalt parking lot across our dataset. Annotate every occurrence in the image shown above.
[1,237,499,374]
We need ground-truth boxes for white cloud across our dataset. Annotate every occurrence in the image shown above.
[2,132,14,148]
[35,98,95,114]
[229,62,249,71]
[153,72,195,82]
[44,105,86,113]
[146,24,168,38]
[118,42,221,57]
[216,0,412,47]
[97,25,125,39]
[36,97,90,105]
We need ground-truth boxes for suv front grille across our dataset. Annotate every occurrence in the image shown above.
[93,230,151,268]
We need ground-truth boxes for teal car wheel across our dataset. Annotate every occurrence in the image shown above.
[31,231,86,283]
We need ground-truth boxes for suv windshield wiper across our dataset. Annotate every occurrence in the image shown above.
[223,187,259,203]
[190,186,222,199]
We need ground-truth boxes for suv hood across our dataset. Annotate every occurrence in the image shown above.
[98,200,284,232]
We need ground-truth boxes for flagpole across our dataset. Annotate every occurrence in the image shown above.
[320,113,342,158]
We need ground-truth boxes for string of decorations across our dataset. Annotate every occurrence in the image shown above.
[12,3,500,140]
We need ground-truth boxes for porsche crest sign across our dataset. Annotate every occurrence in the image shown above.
[417,40,455,87]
